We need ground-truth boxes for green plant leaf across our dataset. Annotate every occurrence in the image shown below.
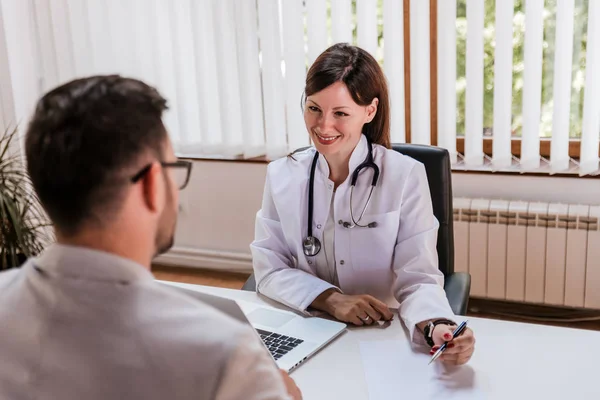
[0,126,52,269]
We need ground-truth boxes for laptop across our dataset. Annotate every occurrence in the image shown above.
[160,281,347,372]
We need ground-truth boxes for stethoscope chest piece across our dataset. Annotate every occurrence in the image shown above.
[303,236,322,257]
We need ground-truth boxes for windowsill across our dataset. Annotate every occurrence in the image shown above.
[179,155,270,164]
[451,168,597,179]
[180,154,598,179]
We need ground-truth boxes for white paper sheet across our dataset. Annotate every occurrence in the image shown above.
[359,340,488,399]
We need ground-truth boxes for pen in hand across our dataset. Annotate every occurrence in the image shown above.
[428,320,468,365]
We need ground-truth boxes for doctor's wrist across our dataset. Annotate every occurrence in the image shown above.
[310,289,341,314]
[421,319,456,347]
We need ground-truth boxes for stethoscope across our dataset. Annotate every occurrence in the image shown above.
[303,140,380,257]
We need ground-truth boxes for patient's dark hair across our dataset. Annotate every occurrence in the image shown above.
[25,75,169,235]
[303,43,391,149]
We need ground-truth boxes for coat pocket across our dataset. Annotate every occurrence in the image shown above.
[348,209,400,272]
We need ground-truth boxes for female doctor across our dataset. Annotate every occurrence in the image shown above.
[250,43,475,365]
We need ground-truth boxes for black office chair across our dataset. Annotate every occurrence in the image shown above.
[242,144,471,315]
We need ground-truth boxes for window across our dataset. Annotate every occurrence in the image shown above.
[446,0,600,174]
[2,0,598,175]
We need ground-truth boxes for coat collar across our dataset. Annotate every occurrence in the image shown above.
[316,134,370,181]
[30,243,154,283]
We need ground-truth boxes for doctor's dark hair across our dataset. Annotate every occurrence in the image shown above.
[25,75,169,236]
[303,43,391,149]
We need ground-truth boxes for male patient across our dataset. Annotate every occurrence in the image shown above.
[0,76,301,400]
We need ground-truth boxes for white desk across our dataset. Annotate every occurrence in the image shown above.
[164,282,600,399]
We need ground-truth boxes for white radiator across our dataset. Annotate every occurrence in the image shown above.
[453,198,600,310]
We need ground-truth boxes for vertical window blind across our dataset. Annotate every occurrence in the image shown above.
[0,0,405,160]
[0,0,597,176]
[445,0,599,175]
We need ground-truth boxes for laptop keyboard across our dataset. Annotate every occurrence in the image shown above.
[257,329,304,360]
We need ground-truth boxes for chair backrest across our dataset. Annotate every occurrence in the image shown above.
[391,144,454,276]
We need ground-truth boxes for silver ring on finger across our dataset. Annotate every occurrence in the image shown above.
[361,315,371,322]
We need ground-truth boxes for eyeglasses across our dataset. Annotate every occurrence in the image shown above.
[131,160,193,190]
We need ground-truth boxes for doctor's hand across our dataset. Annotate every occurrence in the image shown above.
[430,324,476,365]
[279,370,303,400]
[311,289,394,326]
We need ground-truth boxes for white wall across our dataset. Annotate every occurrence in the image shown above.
[155,161,600,272]
[156,161,267,272]
[176,161,266,252]
[453,173,600,204]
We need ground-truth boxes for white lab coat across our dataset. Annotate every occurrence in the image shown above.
[250,134,455,343]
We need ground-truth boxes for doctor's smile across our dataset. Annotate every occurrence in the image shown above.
[313,132,341,145]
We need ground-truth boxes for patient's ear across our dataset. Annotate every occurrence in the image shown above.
[141,162,165,213]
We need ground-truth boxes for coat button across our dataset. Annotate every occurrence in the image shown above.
[338,220,343,225]
[317,224,322,229]
[340,260,345,265]
[308,260,313,265]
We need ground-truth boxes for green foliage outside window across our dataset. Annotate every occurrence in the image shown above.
[320,0,589,139]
